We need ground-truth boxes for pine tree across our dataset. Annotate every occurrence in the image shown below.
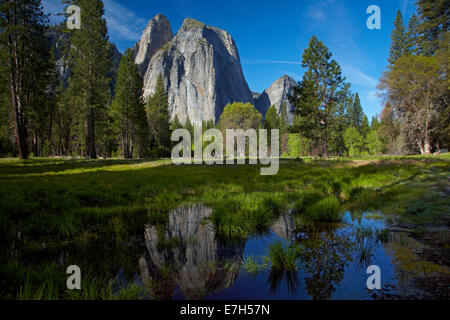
[147,73,170,155]
[0,0,51,159]
[205,119,214,130]
[365,130,382,155]
[371,116,380,131]
[112,48,146,158]
[290,72,321,154]
[29,43,59,157]
[170,115,183,131]
[264,105,280,131]
[55,84,78,156]
[183,116,194,138]
[331,84,350,156]
[279,102,290,155]
[406,13,423,55]
[416,0,449,56]
[361,115,371,137]
[135,98,150,158]
[388,10,407,65]
[290,36,346,158]
[65,0,111,159]
[344,127,363,156]
[279,101,289,137]
[264,105,280,149]
[346,93,364,129]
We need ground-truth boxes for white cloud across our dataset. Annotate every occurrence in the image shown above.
[301,0,365,66]
[341,64,378,88]
[103,0,147,42]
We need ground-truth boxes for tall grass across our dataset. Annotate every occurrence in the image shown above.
[305,196,341,222]
[241,255,269,274]
[268,241,299,272]
[355,226,391,243]
[66,276,146,300]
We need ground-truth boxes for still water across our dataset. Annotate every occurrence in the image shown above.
[134,204,406,300]
[14,204,434,299]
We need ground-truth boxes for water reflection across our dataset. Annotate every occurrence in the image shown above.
[240,211,393,300]
[140,204,244,300]
[295,224,353,300]
[271,214,296,241]
[268,268,300,294]
[4,200,443,300]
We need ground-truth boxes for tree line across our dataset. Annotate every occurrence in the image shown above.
[377,0,448,155]
[0,0,174,160]
[287,0,448,157]
[0,0,447,160]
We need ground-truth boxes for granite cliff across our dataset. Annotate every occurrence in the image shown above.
[134,15,253,124]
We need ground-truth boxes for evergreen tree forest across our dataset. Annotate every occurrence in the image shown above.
[0,0,448,160]
[288,1,448,157]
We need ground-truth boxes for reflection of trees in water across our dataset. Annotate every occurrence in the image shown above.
[268,269,300,294]
[295,224,354,300]
[140,204,245,300]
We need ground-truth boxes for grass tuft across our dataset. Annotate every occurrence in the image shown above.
[305,196,341,222]
[268,241,299,272]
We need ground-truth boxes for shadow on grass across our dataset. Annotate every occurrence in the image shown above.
[0,158,162,177]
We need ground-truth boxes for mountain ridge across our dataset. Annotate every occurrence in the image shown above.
[134,14,298,124]
[134,15,252,124]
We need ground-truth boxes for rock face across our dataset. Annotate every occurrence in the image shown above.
[141,204,244,300]
[255,75,298,123]
[135,16,253,124]
[132,14,173,76]
[271,214,296,241]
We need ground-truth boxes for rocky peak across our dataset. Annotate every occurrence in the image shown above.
[132,14,173,76]
[138,16,253,124]
[180,17,206,30]
[255,75,298,123]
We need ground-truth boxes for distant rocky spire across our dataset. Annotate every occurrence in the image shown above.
[132,14,173,76]
[255,75,298,123]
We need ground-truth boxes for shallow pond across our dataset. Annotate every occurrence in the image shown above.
[131,205,421,300]
[7,204,442,300]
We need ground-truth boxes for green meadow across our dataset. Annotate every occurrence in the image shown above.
[0,155,449,299]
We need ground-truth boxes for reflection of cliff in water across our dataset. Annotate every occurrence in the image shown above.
[140,204,245,300]
[271,214,296,241]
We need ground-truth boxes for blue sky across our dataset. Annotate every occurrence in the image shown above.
[42,0,418,120]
